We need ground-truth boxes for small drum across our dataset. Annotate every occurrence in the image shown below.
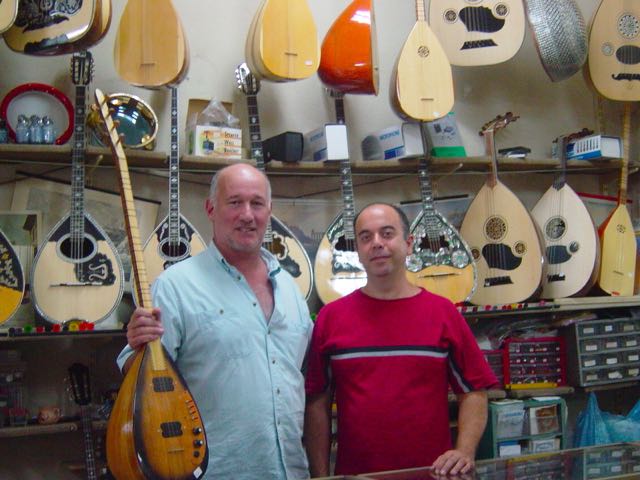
[88,93,158,150]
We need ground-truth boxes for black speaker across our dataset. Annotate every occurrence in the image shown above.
[262,131,303,163]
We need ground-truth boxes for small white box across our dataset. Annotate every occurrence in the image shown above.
[494,400,525,439]
[527,437,560,453]
[187,125,242,159]
[498,441,521,457]
[553,134,622,160]
[302,126,328,162]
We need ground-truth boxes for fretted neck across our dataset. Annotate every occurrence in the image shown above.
[80,410,98,480]
[619,103,631,206]
[418,122,439,232]
[334,95,355,240]
[71,84,87,241]
[553,136,568,190]
[168,86,181,243]
[334,93,346,125]
[484,130,499,187]
[245,92,273,241]
[415,0,426,21]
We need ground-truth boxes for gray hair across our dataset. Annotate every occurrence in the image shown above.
[208,164,272,204]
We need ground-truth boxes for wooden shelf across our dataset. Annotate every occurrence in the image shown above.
[507,386,575,399]
[0,328,125,342]
[0,419,108,438]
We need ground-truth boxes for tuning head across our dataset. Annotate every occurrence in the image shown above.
[480,112,519,136]
[71,51,94,87]
[68,363,91,406]
[235,62,260,95]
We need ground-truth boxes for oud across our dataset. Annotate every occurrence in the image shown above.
[96,88,208,480]
[0,0,18,34]
[31,52,124,325]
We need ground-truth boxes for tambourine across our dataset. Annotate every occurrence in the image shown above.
[88,93,158,150]
[0,82,74,145]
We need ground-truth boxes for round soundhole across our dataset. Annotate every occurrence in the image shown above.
[418,46,430,58]
[618,14,640,38]
[471,247,481,260]
[544,216,567,241]
[444,9,457,23]
[57,234,97,263]
[495,3,508,17]
[617,224,627,234]
[514,241,527,256]
[484,216,507,241]
[159,238,190,262]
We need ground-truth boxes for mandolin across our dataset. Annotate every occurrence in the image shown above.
[30,52,124,325]
[3,0,97,54]
[391,0,454,121]
[429,0,525,66]
[314,91,367,304]
[246,0,320,81]
[68,363,99,480]
[0,0,18,34]
[406,123,476,304]
[133,86,206,306]
[0,228,25,324]
[318,0,379,95]
[113,0,188,88]
[235,63,314,299]
[588,0,640,101]
[531,133,600,299]
[460,113,545,306]
[96,88,208,480]
[597,103,636,296]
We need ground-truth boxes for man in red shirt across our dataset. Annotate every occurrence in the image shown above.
[304,203,497,477]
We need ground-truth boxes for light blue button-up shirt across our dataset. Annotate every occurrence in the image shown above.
[117,242,313,479]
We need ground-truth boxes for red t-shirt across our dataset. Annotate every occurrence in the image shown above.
[305,288,498,475]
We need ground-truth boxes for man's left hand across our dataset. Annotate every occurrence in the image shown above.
[431,449,475,476]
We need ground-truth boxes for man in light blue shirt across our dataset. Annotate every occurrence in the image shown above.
[118,163,313,479]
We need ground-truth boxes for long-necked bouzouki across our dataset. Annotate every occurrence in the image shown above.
[133,86,206,305]
[235,63,314,299]
[96,88,208,480]
[588,0,640,101]
[318,0,379,95]
[314,92,367,304]
[0,0,18,34]
[597,103,636,296]
[429,0,525,66]
[460,113,545,306]
[0,228,24,324]
[246,0,319,81]
[406,123,476,303]
[31,52,124,325]
[113,0,188,88]
[68,363,98,480]
[391,0,454,121]
[531,133,600,299]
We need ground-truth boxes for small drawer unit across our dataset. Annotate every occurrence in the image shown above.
[483,349,504,388]
[503,337,567,388]
[565,315,640,387]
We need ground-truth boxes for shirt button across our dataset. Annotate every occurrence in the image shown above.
[276,388,280,394]
[253,302,257,307]
[237,275,241,281]
[272,359,276,364]
[267,329,271,335]
[277,419,281,425]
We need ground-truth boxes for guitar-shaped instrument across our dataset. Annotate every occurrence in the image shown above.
[68,362,98,480]
[235,63,314,299]
[3,0,97,54]
[597,103,636,295]
[314,91,367,304]
[96,88,208,480]
[531,132,600,299]
[460,113,545,305]
[318,0,379,95]
[428,0,525,66]
[391,0,454,121]
[0,228,25,324]
[406,123,476,303]
[31,52,124,325]
[245,0,319,81]
[0,0,18,34]
[588,0,640,101]
[133,86,206,305]
[113,0,188,88]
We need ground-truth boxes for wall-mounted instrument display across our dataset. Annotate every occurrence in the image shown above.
[460,113,544,305]
[30,51,124,325]
[245,0,319,81]
[235,63,314,299]
[597,104,636,296]
[406,123,476,303]
[0,228,25,324]
[318,0,379,95]
[531,133,599,299]
[429,0,525,66]
[96,88,208,480]
[391,0,453,121]
[588,0,640,101]
[0,0,18,34]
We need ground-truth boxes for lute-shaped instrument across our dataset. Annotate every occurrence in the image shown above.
[0,0,18,34]
[0,228,25,324]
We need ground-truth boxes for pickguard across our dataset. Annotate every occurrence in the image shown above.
[481,243,522,270]
[459,6,505,33]
[0,242,21,290]
[14,0,83,31]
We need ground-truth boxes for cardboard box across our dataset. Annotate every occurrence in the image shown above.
[302,124,349,162]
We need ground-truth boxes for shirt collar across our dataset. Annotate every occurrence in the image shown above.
[207,240,281,278]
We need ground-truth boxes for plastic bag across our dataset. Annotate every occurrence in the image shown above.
[574,393,612,447]
[602,398,640,442]
[190,99,239,128]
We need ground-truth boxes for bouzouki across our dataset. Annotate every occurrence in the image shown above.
[235,63,314,299]
[314,91,367,304]
[68,363,98,480]
[391,0,454,121]
[31,52,124,325]
[133,86,206,305]
[96,88,208,480]
[597,103,636,296]
[406,123,476,303]
[588,0,640,101]
[0,228,25,324]
[531,132,600,299]
[460,113,545,306]
[0,0,18,34]
[318,0,379,95]
[428,0,525,66]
